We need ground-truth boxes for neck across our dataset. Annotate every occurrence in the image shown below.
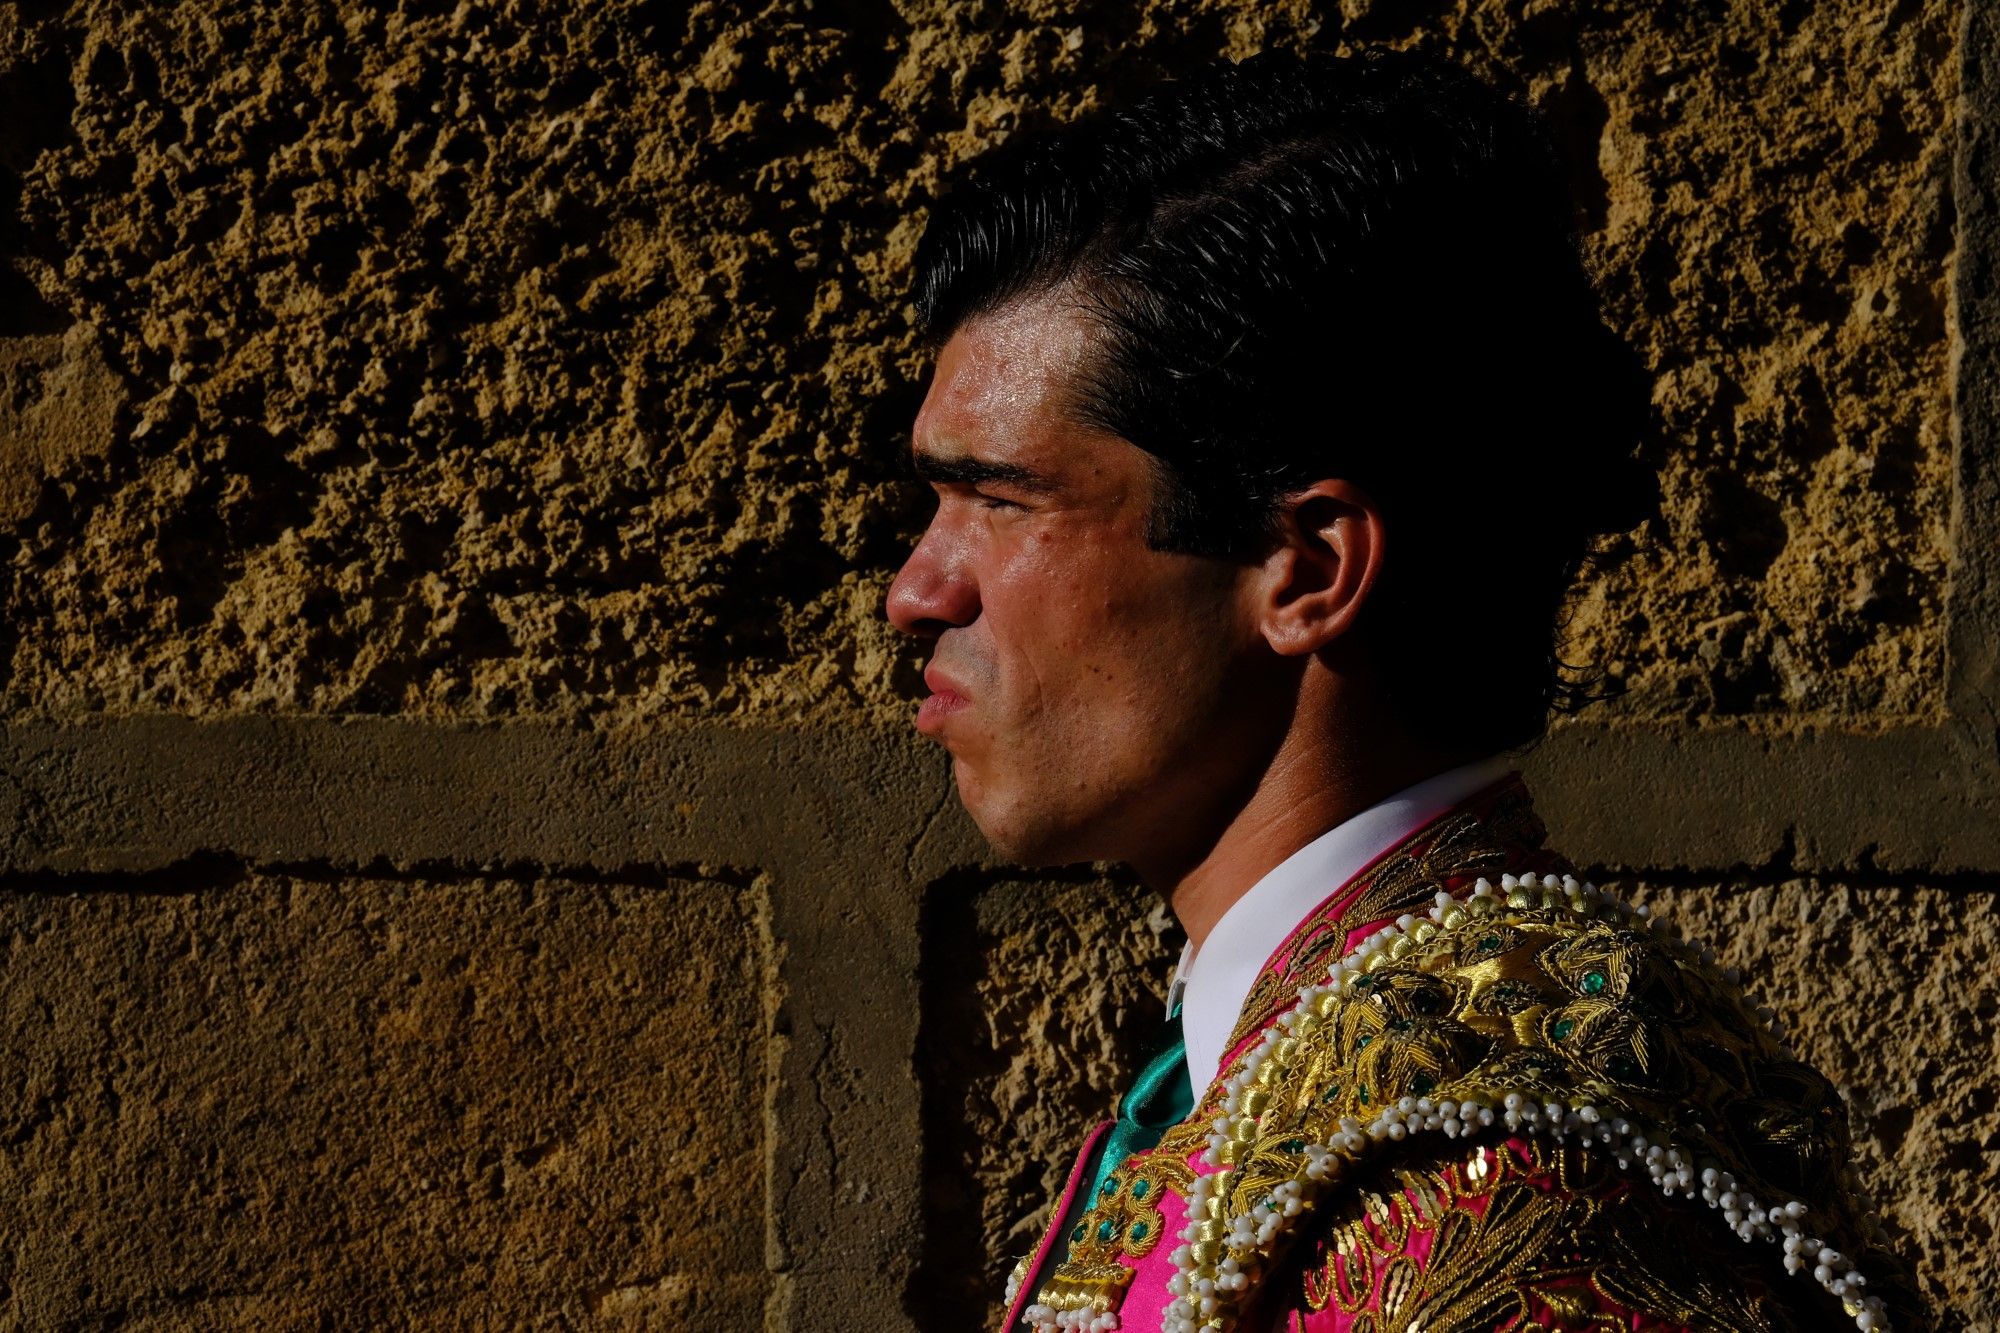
[1149,729,1474,955]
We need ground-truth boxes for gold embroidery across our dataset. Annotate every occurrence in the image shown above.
[1027,1261,1133,1316]
[1062,1154,1186,1265]
[1337,802,1521,930]
[1221,780,1559,1059]
[1033,1137,1203,1315]
[1212,890,1931,1332]
[1013,783,1928,1330]
[1287,1139,1811,1331]
[1150,1096,1217,1166]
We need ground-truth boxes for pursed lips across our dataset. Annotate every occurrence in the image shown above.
[916,663,971,737]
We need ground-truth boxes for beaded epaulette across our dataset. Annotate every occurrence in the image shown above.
[1164,873,1911,1333]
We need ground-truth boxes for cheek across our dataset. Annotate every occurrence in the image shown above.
[1012,543,1240,714]
[980,538,1099,673]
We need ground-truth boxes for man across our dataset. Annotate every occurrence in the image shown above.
[886,49,1923,1333]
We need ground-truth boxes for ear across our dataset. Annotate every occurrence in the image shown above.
[1253,479,1388,658]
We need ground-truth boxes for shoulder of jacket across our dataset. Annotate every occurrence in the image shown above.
[1165,873,1906,1333]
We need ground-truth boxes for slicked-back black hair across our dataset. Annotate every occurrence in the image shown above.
[912,48,1655,756]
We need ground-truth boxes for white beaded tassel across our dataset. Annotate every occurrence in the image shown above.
[1161,872,1894,1333]
[1021,1304,1121,1332]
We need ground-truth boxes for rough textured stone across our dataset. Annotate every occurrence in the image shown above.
[1633,878,2000,1331]
[0,0,1958,721]
[0,323,124,526]
[0,869,771,1327]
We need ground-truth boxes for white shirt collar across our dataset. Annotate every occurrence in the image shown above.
[1173,755,1513,1094]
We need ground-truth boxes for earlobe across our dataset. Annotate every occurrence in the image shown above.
[1258,481,1387,658]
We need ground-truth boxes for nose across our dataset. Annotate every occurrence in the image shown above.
[886,522,979,640]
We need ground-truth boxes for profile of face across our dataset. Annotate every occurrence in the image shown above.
[885,297,1298,869]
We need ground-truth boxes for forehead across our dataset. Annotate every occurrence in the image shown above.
[912,297,1104,466]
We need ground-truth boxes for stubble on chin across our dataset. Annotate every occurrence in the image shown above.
[955,760,1102,870]
[950,757,1034,863]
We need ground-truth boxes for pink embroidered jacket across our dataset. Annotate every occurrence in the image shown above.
[1000,777,1925,1333]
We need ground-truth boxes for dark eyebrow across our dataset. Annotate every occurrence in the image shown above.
[909,451,1057,492]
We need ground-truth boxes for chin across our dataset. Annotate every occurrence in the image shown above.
[956,765,1099,868]
[974,818,1083,869]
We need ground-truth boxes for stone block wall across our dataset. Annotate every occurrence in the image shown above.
[0,871,772,1326]
[1,1,1995,1329]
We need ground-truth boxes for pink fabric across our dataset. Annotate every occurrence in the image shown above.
[1108,1136,1217,1331]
